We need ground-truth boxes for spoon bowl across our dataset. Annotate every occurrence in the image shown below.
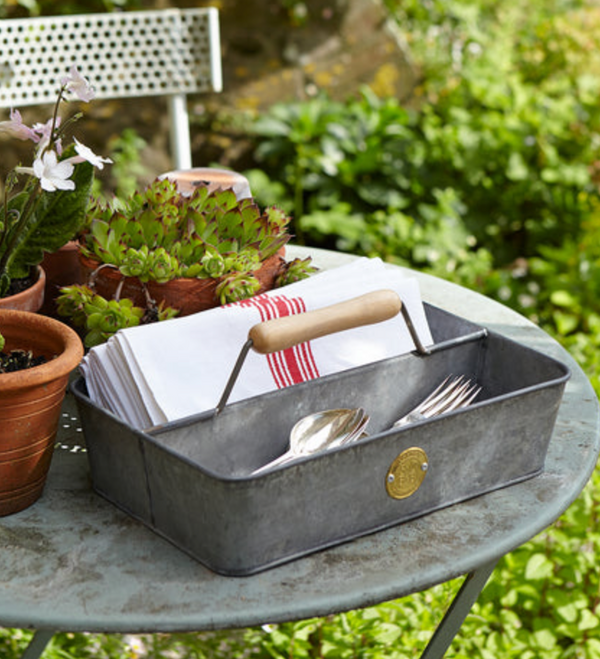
[291,408,367,453]
[252,407,369,474]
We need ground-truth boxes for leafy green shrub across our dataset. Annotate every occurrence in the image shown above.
[249,73,600,272]
[92,128,151,203]
[248,1,600,273]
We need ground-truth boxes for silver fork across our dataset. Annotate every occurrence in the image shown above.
[392,375,480,428]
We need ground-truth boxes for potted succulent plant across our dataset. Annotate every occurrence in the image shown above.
[56,177,316,346]
[0,310,84,515]
[0,66,111,312]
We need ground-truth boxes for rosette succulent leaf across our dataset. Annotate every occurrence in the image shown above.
[57,285,179,346]
[146,247,181,283]
[119,245,151,280]
[85,216,129,265]
[55,284,95,328]
[137,205,165,248]
[60,176,316,344]
[200,245,226,277]
[231,247,261,273]
[216,272,261,305]
[275,257,319,287]
[171,239,206,272]
[80,178,295,281]
[255,233,290,261]
[84,296,145,347]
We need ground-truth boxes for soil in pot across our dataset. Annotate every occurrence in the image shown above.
[0,349,46,373]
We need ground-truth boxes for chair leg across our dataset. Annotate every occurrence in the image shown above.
[419,558,498,659]
[167,93,192,171]
[20,629,55,659]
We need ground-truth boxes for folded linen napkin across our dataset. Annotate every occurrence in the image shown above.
[80,258,434,429]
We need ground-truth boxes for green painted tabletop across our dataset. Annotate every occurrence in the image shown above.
[0,246,598,634]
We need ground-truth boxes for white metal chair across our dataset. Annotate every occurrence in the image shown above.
[0,8,223,170]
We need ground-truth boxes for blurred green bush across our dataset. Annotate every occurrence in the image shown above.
[2,0,600,657]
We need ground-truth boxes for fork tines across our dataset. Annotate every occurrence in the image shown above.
[393,374,481,427]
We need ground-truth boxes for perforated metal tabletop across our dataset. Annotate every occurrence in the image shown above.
[1,247,598,659]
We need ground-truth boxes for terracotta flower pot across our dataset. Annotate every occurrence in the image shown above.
[0,309,84,516]
[40,241,83,317]
[160,167,252,200]
[0,266,46,313]
[79,249,287,317]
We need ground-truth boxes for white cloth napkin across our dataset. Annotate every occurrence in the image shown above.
[81,258,434,429]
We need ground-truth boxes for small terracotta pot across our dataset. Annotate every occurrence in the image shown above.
[0,309,84,516]
[79,249,287,317]
[159,168,252,200]
[40,241,83,317]
[0,266,45,313]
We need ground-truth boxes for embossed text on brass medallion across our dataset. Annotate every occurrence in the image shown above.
[385,447,429,499]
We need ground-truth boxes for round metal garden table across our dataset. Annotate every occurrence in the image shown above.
[1,246,598,659]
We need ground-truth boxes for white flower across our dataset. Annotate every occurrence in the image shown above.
[32,150,75,191]
[61,65,96,103]
[73,137,113,170]
[13,165,35,177]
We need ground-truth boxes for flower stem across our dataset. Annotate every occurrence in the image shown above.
[0,178,9,248]
[49,85,67,142]
[0,178,42,276]
[37,83,67,159]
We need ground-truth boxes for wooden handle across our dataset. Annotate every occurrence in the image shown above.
[248,289,403,355]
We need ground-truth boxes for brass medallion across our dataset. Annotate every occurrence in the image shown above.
[385,447,429,500]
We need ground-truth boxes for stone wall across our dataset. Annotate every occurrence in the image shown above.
[214,0,416,110]
[1,0,417,185]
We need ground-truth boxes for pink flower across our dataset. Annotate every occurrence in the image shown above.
[33,116,63,155]
[61,66,96,103]
[0,109,40,142]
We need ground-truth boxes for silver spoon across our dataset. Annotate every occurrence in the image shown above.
[252,407,369,474]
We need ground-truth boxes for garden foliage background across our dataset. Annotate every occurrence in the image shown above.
[1,0,600,656]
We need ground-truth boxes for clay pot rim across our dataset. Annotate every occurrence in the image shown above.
[0,266,46,311]
[0,309,84,392]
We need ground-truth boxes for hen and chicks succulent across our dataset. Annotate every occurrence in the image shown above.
[57,178,316,346]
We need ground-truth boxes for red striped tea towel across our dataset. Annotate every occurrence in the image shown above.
[81,258,433,429]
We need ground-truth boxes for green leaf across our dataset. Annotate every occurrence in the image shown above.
[553,310,579,336]
[524,553,554,581]
[7,160,94,278]
[579,609,599,631]
[532,627,557,651]
[550,289,578,309]
[547,588,581,623]
[585,638,600,659]
[252,116,293,138]
[371,622,402,644]
[506,152,529,181]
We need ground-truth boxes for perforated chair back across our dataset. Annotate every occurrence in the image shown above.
[0,8,222,169]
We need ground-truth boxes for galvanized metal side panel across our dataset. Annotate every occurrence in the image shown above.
[72,304,569,576]
[76,391,152,522]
